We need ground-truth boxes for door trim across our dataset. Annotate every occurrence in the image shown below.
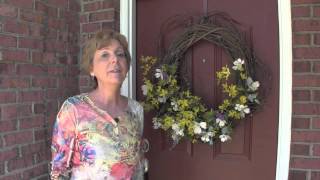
[120,0,136,99]
[122,0,293,179]
[276,0,292,179]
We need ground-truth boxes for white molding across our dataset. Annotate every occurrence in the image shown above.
[276,0,292,179]
[120,0,136,99]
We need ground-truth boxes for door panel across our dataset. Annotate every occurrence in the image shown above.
[137,0,279,179]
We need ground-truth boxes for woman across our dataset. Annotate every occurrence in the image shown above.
[50,30,146,180]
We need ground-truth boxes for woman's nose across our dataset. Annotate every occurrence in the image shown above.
[110,53,119,63]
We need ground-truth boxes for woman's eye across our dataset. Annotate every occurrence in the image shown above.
[116,52,125,58]
[101,53,109,58]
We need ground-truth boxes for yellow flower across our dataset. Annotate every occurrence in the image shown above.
[223,83,238,98]
[216,65,230,83]
[239,96,247,104]
[219,99,231,111]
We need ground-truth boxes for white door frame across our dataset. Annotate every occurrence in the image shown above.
[120,0,293,179]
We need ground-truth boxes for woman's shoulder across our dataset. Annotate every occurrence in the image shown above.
[127,97,143,109]
[61,93,88,107]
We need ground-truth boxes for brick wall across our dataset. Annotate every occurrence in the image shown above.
[290,0,320,179]
[79,0,119,93]
[0,0,80,179]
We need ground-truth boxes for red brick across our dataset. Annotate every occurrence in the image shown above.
[22,163,47,180]
[0,77,30,89]
[0,4,17,17]
[102,22,115,30]
[48,0,68,7]
[32,77,57,88]
[32,52,56,64]
[35,1,58,18]
[313,144,320,156]
[0,174,22,180]
[3,20,29,35]
[21,142,45,156]
[291,157,320,169]
[315,34,320,45]
[48,66,65,76]
[293,102,314,115]
[80,14,88,23]
[20,116,45,129]
[313,118,320,129]
[18,104,32,117]
[48,18,66,30]
[79,76,89,87]
[84,1,102,11]
[46,89,63,100]
[33,103,45,114]
[313,62,320,73]
[82,23,100,33]
[292,131,320,142]
[292,117,310,129]
[289,170,307,180]
[0,91,16,103]
[19,37,44,50]
[19,90,44,102]
[291,144,310,155]
[103,0,115,9]
[29,24,44,37]
[0,34,17,47]
[293,34,311,45]
[292,6,310,17]
[0,120,17,132]
[46,101,58,115]
[4,131,33,146]
[293,75,320,87]
[292,0,320,4]
[69,0,81,12]
[294,48,320,59]
[5,0,33,9]
[17,64,47,76]
[89,10,114,22]
[311,172,320,180]
[314,6,320,17]
[34,129,46,141]
[293,89,311,101]
[0,63,16,75]
[0,148,18,161]
[314,90,320,101]
[2,49,28,62]
[7,155,33,172]
[44,40,66,53]
[20,9,44,23]
[293,20,320,31]
[1,104,18,120]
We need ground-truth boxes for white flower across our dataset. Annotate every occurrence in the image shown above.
[171,101,179,111]
[172,123,184,136]
[201,135,210,142]
[246,77,260,91]
[232,58,244,71]
[243,107,250,114]
[216,118,226,127]
[248,93,257,102]
[219,134,231,142]
[141,85,148,96]
[158,97,167,103]
[199,122,207,129]
[155,69,164,80]
[152,118,161,129]
[194,125,202,134]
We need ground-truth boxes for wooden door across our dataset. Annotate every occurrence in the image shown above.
[136,0,279,180]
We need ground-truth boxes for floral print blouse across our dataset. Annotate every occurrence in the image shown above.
[50,93,145,180]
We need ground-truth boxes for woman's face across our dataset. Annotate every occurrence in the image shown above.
[91,39,129,87]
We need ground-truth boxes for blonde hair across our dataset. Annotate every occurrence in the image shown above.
[81,30,131,74]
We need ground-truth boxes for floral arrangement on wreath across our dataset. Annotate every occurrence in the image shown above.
[140,13,262,145]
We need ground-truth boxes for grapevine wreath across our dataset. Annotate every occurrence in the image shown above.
[141,12,265,145]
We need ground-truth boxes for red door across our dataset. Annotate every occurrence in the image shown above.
[136,1,279,180]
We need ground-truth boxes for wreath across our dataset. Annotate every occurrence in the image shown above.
[140,12,262,145]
